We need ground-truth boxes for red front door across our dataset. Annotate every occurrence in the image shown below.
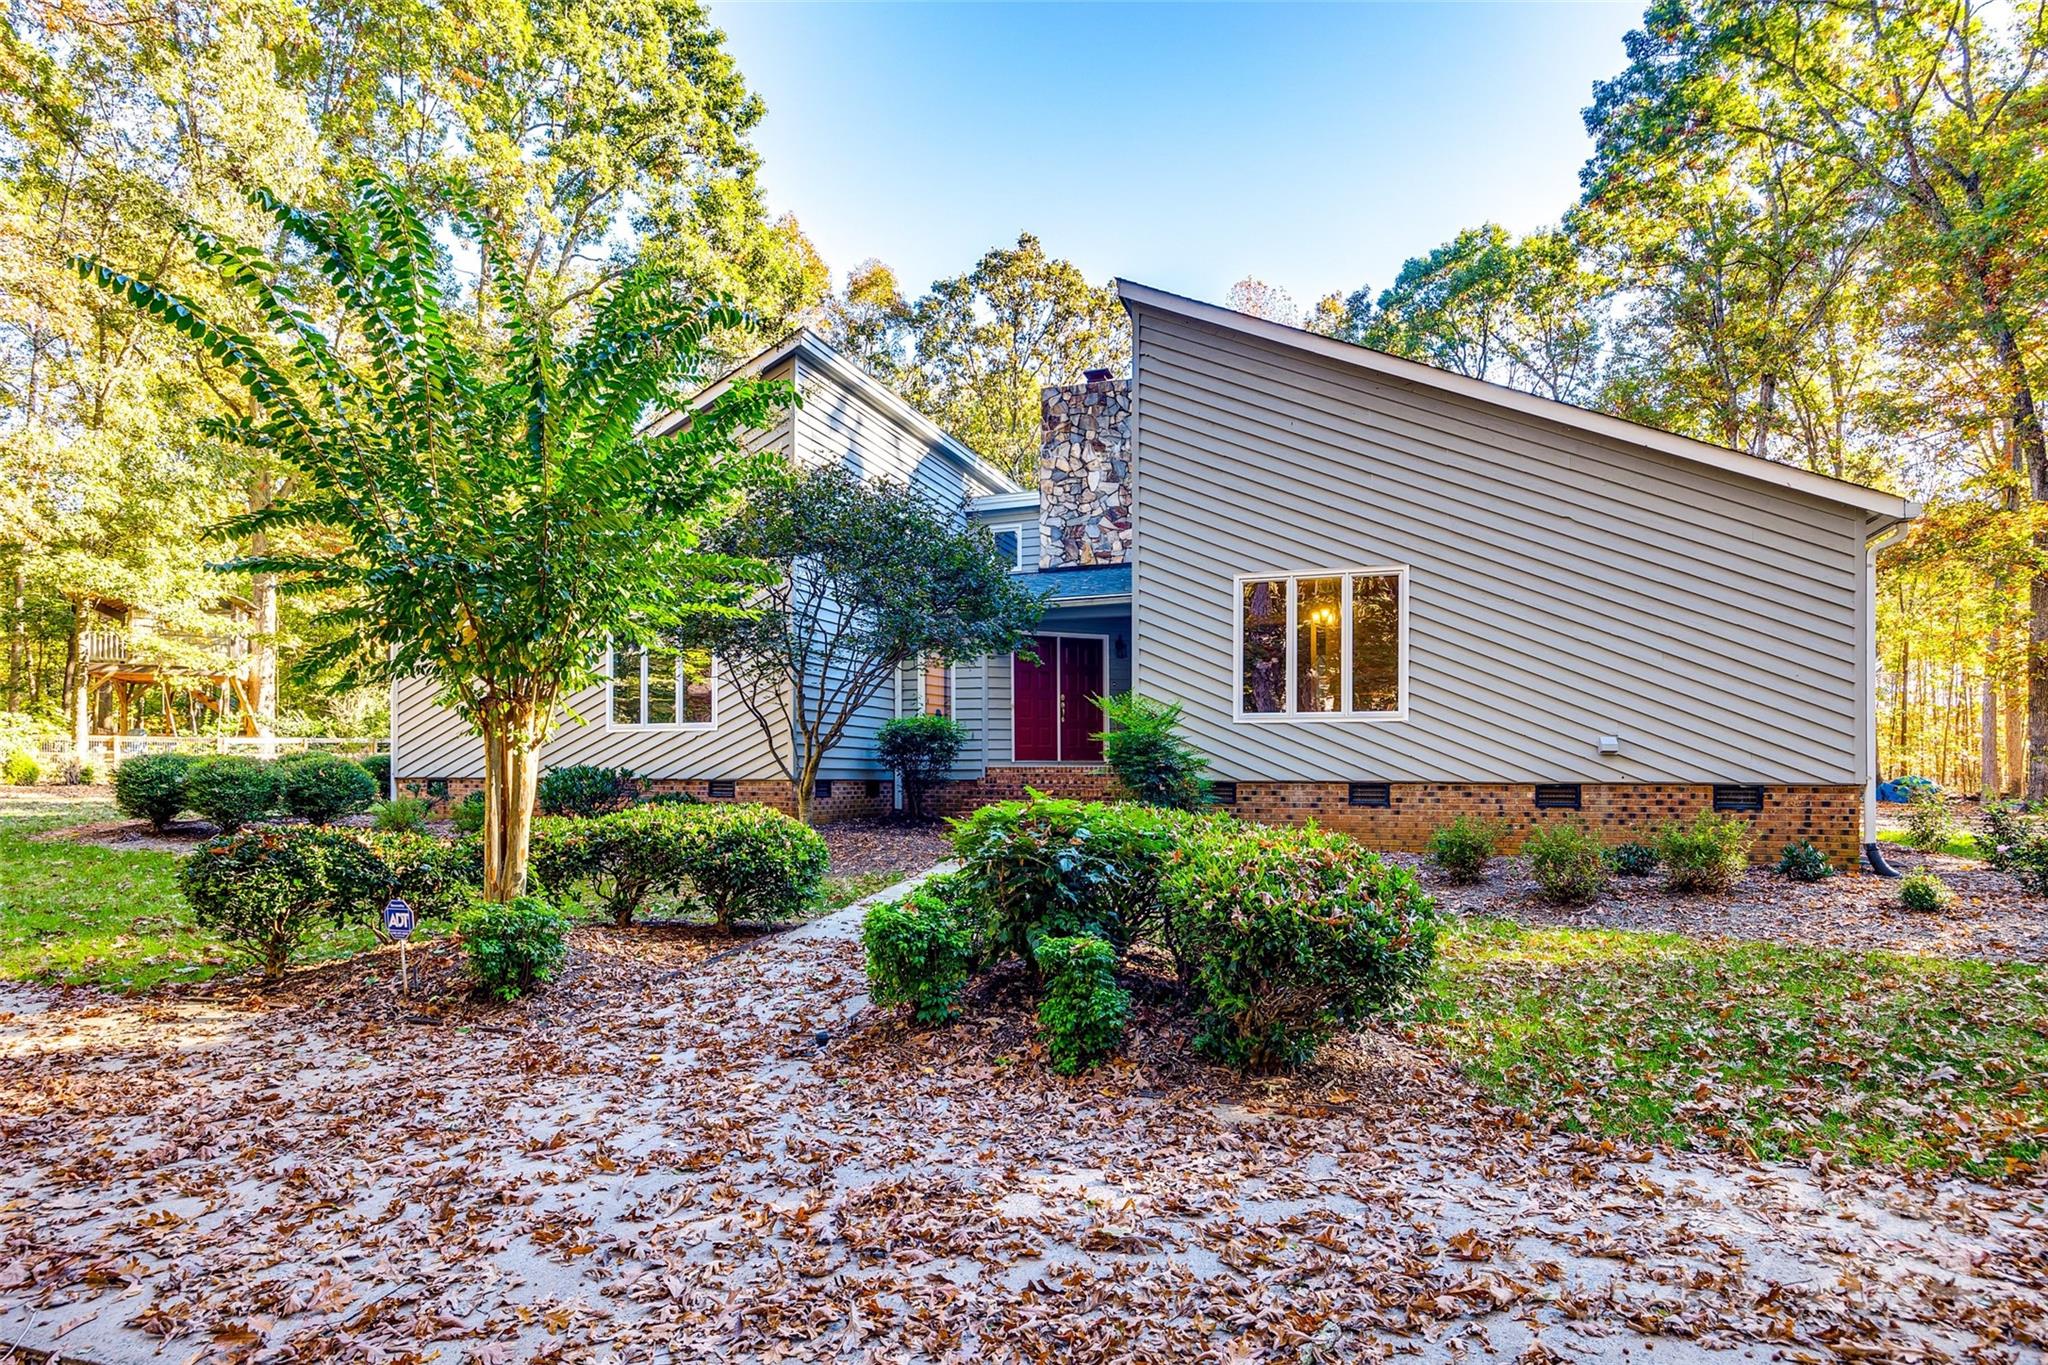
[1013,634,1106,763]
[1059,637,1105,762]
[1013,636,1059,761]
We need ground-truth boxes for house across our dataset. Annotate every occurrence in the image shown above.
[392,283,1919,869]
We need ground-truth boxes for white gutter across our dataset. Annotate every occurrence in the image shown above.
[1862,518,1914,871]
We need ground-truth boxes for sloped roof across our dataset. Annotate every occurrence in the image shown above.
[1116,280,1919,528]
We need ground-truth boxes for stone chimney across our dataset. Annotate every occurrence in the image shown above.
[1037,370,1131,569]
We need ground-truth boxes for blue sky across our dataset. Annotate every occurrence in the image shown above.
[711,2,1642,311]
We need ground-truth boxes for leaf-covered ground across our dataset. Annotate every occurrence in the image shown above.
[4,884,2045,1363]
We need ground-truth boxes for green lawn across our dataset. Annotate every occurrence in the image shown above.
[1413,917,2048,1178]
[0,799,410,992]
[1876,827,1988,860]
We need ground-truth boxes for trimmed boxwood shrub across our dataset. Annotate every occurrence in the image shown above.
[676,804,830,929]
[1899,871,1953,913]
[877,714,966,821]
[949,796,1202,971]
[280,752,378,823]
[359,753,391,795]
[179,826,378,981]
[537,764,645,818]
[113,753,195,831]
[458,894,570,1001]
[1163,822,1439,1072]
[1776,839,1835,882]
[1035,934,1130,1074]
[1426,814,1503,883]
[1653,810,1753,893]
[862,876,978,1024]
[531,806,698,925]
[363,830,484,920]
[3,750,43,785]
[183,755,281,833]
[1523,820,1610,905]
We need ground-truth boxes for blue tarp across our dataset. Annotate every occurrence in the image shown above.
[1876,775,1939,804]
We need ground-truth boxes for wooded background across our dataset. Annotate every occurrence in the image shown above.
[2,0,2041,791]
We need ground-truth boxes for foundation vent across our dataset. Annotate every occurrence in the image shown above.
[1532,783,1582,811]
[1348,782,1391,808]
[708,779,737,799]
[1712,784,1764,812]
[1209,781,1239,807]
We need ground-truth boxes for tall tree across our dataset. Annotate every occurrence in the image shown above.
[76,180,790,898]
[817,258,910,379]
[900,233,1128,480]
[1226,277,1301,326]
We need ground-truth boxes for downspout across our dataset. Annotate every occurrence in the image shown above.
[1863,519,1913,876]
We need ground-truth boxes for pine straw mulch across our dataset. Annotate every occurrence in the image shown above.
[3,902,2044,1364]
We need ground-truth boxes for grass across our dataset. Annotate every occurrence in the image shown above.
[821,869,912,910]
[1412,917,2048,1178]
[1876,827,1987,859]
[0,798,413,992]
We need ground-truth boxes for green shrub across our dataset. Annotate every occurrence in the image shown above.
[1653,810,1753,893]
[62,758,99,785]
[1899,871,1953,913]
[304,827,395,928]
[362,830,484,920]
[179,826,359,981]
[861,878,977,1024]
[1984,799,2037,865]
[279,752,378,823]
[641,789,701,807]
[1903,790,1958,852]
[537,764,645,818]
[1093,692,1209,810]
[451,790,487,834]
[1426,814,1503,883]
[113,753,195,830]
[457,894,570,1001]
[675,804,830,929]
[1605,841,1659,877]
[531,806,697,925]
[359,754,391,795]
[372,796,433,833]
[1164,822,1439,1072]
[3,749,43,785]
[877,714,966,821]
[1776,840,1835,882]
[950,796,1201,971]
[1035,934,1130,1074]
[183,755,281,833]
[1523,820,1610,905]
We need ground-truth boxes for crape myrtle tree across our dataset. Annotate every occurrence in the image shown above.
[74,178,789,900]
[684,464,1043,823]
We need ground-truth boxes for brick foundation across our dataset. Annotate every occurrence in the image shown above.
[924,765,1125,816]
[399,775,895,825]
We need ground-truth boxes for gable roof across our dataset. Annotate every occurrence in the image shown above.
[648,327,1022,496]
[1116,280,1919,528]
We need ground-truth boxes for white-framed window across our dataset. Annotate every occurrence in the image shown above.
[607,642,716,729]
[988,521,1030,572]
[1233,566,1408,722]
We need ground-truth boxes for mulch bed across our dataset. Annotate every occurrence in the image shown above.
[1394,845,2048,962]
[818,818,952,874]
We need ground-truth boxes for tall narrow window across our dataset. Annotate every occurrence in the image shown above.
[610,643,716,728]
[612,645,643,725]
[1235,567,1406,720]
[1241,579,1287,714]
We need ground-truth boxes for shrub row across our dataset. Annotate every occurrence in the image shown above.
[1424,809,1796,899]
[532,802,828,928]
[864,797,1441,1076]
[114,751,382,832]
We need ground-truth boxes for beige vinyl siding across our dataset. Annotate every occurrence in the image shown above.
[1129,304,1868,787]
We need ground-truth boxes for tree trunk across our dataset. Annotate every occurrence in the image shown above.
[6,561,24,713]
[793,747,823,826]
[2029,531,2048,801]
[480,705,544,903]
[64,597,90,766]
[1983,624,2001,799]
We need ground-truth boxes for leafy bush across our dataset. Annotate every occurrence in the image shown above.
[1999,836,2048,896]
[1984,799,2037,862]
[3,749,42,785]
[62,758,99,785]
[1899,871,1953,914]
[1605,841,1659,877]
[1164,822,1439,1072]
[641,789,701,807]
[950,796,1201,971]
[1903,790,1958,852]
[451,790,487,834]
[531,806,698,925]
[1653,810,1753,893]
[372,796,433,833]
[279,752,378,823]
[1776,840,1835,882]
[113,753,195,830]
[183,755,281,833]
[457,894,570,1002]
[876,714,966,821]
[1093,692,1209,810]
[537,764,645,818]
[1426,814,1503,883]
[1035,934,1130,1074]
[861,878,977,1024]
[179,827,350,981]
[362,830,484,920]
[1523,820,1610,905]
[358,753,391,795]
[675,804,830,929]
[304,827,395,927]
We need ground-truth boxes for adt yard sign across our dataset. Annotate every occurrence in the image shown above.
[382,897,415,939]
